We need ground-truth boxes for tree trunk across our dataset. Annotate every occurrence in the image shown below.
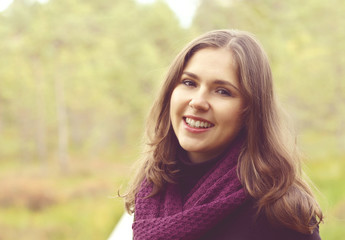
[54,73,69,172]
[32,55,47,165]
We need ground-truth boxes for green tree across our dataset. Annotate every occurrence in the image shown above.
[0,0,186,168]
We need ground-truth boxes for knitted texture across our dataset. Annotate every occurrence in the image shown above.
[133,139,247,240]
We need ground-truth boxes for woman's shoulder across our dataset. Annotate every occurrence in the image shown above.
[200,199,321,240]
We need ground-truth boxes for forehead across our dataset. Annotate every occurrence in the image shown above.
[183,48,238,83]
[184,47,237,72]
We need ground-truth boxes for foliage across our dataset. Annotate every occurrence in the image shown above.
[0,0,187,166]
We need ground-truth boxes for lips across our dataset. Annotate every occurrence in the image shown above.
[184,117,214,129]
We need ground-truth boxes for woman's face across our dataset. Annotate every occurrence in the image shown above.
[170,47,244,163]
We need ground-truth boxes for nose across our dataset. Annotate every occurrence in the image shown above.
[189,92,210,112]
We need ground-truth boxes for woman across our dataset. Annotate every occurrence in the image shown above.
[124,29,323,239]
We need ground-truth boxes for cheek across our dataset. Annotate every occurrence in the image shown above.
[232,109,245,131]
[220,104,244,127]
[170,90,180,123]
[170,89,184,114]
[170,91,177,116]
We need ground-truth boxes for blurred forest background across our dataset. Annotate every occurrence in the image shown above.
[0,0,344,239]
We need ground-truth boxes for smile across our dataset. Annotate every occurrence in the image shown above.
[184,117,214,129]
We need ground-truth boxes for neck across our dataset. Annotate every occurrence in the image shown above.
[187,151,223,164]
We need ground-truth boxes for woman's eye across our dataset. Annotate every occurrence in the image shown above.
[216,88,232,96]
[182,79,196,87]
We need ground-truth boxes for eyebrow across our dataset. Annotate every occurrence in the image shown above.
[182,71,240,92]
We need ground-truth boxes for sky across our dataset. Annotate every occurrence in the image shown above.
[0,0,199,28]
[0,0,13,12]
[0,0,50,11]
[138,0,199,27]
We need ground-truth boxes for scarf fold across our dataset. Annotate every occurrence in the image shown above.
[133,139,247,240]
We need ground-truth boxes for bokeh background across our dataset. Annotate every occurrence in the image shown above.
[0,0,344,239]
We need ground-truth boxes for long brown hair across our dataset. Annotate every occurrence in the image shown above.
[124,29,323,234]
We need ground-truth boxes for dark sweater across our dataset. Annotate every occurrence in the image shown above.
[178,158,321,240]
[200,199,321,240]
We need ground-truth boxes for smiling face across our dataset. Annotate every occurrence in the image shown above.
[170,47,245,163]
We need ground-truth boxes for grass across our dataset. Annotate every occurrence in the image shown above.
[0,153,344,240]
[303,155,345,240]
[0,159,129,240]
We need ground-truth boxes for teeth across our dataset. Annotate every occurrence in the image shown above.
[185,117,212,128]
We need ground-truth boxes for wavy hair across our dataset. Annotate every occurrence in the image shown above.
[124,29,323,234]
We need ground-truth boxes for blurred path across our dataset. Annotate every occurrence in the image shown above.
[108,213,133,240]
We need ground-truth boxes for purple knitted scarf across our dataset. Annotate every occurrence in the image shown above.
[133,139,247,240]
